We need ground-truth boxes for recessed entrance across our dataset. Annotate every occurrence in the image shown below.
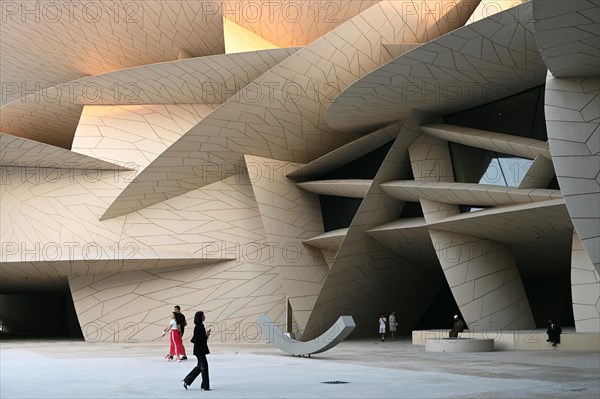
[0,291,83,340]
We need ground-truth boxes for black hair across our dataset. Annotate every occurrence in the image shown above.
[194,311,204,324]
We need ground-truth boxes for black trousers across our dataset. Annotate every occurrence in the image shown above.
[183,354,209,389]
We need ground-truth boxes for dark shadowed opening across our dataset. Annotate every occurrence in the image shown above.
[413,284,465,331]
[0,291,83,340]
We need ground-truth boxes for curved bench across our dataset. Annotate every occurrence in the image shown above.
[258,315,356,357]
[425,338,494,352]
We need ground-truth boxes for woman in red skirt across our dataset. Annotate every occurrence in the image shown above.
[162,312,184,362]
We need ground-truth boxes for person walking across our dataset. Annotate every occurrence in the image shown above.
[183,311,211,391]
[162,312,184,362]
[174,305,188,360]
[379,313,387,342]
[389,311,398,341]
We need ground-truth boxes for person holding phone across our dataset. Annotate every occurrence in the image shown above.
[182,311,211,391]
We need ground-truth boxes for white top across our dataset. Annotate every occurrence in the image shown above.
[379,317,386,327]
[170,319,178,331]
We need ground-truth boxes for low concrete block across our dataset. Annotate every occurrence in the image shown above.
[425,338,495,352]
[413,329,600,350]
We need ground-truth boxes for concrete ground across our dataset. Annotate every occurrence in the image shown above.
[1,338,598,398]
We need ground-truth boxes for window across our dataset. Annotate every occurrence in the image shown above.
[479,156,533,187]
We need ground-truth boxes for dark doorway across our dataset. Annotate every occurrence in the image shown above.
[413,284,464,331]
[0,291,83,340]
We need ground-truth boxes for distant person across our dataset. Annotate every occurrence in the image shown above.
[379,313,387,341]
[449,315,465,338]
[389,311,398,341]
[174,305,188,360]
[162,312,184,362]
[546,319,562,347]
[183,311,211,391]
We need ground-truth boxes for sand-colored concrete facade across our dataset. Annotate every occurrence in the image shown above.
[1,0,598,342]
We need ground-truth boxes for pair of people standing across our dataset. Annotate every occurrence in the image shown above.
[162,306,188,362]
[378,311,398,341]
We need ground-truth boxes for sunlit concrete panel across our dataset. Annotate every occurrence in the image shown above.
[1,0,225,105]
[101,0,480,219]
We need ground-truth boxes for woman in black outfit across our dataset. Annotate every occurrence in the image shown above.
[183,311,211,391]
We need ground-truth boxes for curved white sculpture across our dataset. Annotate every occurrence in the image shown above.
[258,315,356,357]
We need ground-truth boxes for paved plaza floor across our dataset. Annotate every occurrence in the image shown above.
[1,338,598,398]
